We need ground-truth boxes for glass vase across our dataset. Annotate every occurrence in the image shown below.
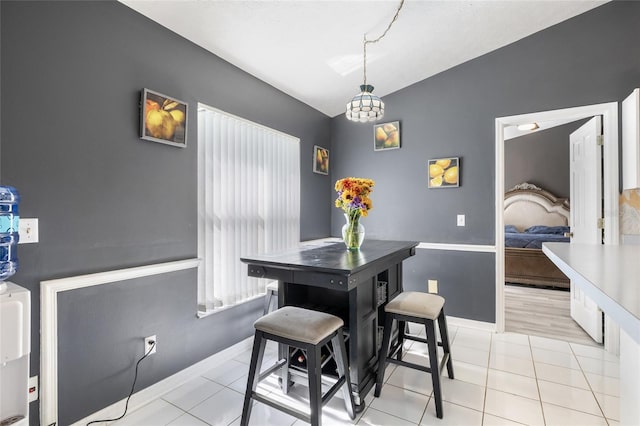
[342,213,365,251]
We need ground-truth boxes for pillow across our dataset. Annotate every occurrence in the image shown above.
[504,225,520,233]
[524,225,570,235]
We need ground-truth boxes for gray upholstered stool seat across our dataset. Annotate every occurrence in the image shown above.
[375,291,454,419]
[385,291,445,320]
[255,306,344,344]
[241,306,356,426]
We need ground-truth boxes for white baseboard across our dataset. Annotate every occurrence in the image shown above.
[72,337,253,426]
[447,315,497,333]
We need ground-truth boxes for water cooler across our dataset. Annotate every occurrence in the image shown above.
[0,282,30,426]
[0,186,29,425]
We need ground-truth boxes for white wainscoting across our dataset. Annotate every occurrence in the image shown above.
[40,258,200,426]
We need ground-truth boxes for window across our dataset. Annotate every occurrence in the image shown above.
[197,104,300,313]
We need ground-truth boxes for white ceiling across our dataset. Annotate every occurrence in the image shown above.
[120,0,607,118]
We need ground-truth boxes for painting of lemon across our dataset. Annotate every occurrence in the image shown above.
[428,157,459,188]
[429,163,444,178]
[141,89,187,147]
[444,166,458,184]
[430,175,443,187]
[436,159,451,168]
[374,121,400,150]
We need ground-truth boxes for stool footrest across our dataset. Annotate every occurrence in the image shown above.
[258,359,288,382]
[253,392,311,423]
[404,333,444,347]
[322,376,347,405]
[386,352,451,377]
[387,357,431,373]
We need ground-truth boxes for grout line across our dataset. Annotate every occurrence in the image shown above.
[529,334,548,426]
[480,332,493,426]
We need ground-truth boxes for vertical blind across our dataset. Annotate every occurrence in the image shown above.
[197,105,300,312]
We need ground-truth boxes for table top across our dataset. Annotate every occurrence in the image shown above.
[241,239,418,275]
[543,242,640,343]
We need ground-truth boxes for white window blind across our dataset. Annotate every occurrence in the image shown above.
[197,104,300,312]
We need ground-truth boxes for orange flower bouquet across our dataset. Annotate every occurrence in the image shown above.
[335,177,375,250]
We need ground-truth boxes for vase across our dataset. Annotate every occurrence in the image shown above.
[342,213,365,250]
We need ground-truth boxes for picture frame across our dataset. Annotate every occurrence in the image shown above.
[313,145,329,175]
[140,88,188,148]
[374,121,400,151]
[428,157,460,188]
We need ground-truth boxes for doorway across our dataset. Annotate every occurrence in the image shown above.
[494,103,619,350]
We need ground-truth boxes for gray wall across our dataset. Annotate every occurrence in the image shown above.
[505,120,588,199]
[330,1,640,322]
[0,1,332,424]
[3,0,640,423]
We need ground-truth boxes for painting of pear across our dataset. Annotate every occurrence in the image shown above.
[374,121,400,151]
[141,89,188,147]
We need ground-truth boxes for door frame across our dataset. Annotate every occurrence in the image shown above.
[494,102,619,334]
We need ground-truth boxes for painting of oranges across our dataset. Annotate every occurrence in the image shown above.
[374,121,400,151]
[141,88,187,148]
[428,157,460,188]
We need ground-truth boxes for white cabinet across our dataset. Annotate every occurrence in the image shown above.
[622,88,640,190]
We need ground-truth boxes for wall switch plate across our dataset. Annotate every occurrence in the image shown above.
[19,218,39,243]
[428,279,438,293]
[145,335,157,355]
[457,214,465,227]
[28,375,38,402]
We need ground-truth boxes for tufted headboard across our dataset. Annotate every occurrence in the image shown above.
[504,183,570,232]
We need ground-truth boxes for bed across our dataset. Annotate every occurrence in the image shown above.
[504,183,571,289]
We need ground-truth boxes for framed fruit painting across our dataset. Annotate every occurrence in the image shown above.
[140,88,187,148]
[313,145,329,175]
[428,157,459,188]
[374,121,400,151]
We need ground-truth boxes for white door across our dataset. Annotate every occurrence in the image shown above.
[569,116,603,343]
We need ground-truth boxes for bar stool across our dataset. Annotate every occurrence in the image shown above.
[374,291,454,419]
[241,306,356,426]
[263,281,278,315]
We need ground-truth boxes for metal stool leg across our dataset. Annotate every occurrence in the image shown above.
[437,309,454,379]
[281,344,291,394]
[425,319,443,419]
[263,288,276,315]
[241,331,267,426]
[307,343,323,426]
[397,319,406,361]
[332,332,356,419]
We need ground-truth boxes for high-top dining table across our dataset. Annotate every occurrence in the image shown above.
[241,238,418,405]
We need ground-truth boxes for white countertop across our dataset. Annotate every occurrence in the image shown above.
[542,242,640,344]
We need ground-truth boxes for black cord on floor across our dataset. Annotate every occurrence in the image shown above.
[86,341,156,426]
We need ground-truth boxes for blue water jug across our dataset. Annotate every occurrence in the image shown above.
[0,186,20,282]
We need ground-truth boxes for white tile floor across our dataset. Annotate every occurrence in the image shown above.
[108,324,620,426]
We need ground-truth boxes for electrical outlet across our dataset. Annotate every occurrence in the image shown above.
[19,218,39,243]
[28,375,38,402]
[428,279,438,293]
[457,214,465,227]
[144,335,157,355]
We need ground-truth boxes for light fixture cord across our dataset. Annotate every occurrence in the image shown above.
[363,0,405,88]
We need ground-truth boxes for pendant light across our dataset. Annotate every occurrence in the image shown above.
[346,0,405,123]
